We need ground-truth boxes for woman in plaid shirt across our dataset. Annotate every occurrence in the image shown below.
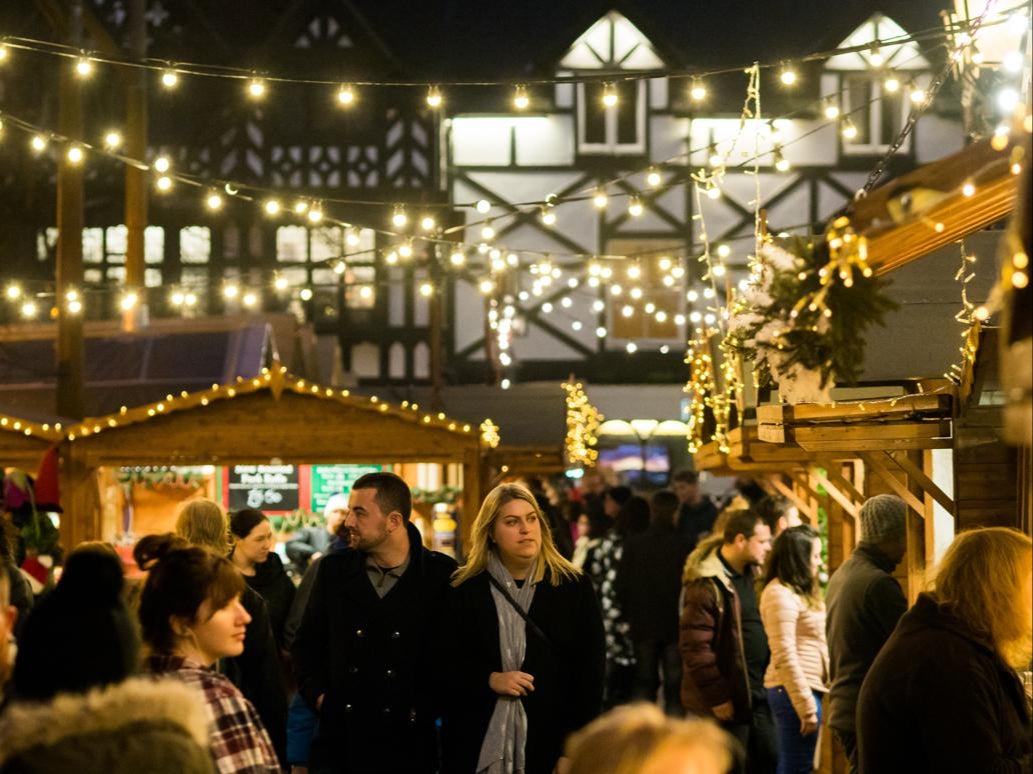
[136,534,281,773]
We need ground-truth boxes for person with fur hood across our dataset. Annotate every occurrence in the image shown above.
[0,547,215,773]
[678,509,776,774]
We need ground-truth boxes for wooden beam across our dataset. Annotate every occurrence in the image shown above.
[768,475,818,524]
[809,466,860,519]
[820,462,867,507]
[858,452,927,518]
[884,450,955,516]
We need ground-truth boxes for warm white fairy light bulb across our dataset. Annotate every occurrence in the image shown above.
[628,197,644,217]
[242,292,258,308]
[540,206,557,226]
[119,291,138,312]
[223,283,240,300]
[391,206,408,228]
[883,75,900,93]
[646,167,663,187]
[774,146,790,172]
[689,77,706,102]
[779,64,797,86]
[206,192,223,210]
[336,84,355,106]
[602,82,619,108]
[420,215,436,232]
[155,175,173,192]
[480,222,495,241]
[103,130,122,149]
[478,279,495,294]
[30,135,48,153]
[5,283,21,300]
[841,118,858,141]
[274,275,289,291]
[426,86,443,108]
[868,43,884,67]
[475,199,492,214]
[263,199,281,216]
[592,189,608,209]
[247,78,266,99]
[398,241,414,259]
[161,69,179,88]
[74,56,93,78]
[66,145,84,165]
[307,207,323,223]
[293,200,309,215]
[909,87,926,105]
[823,101,840,120]
[299,288,313,301]
[20,300,37,318]
[450,251,465,266]
[512,85,530,110]
[153,156,171,173]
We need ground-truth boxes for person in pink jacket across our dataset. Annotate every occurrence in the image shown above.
[760,525,829,774]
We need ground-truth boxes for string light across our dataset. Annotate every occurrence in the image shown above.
[628,197,644,217]
[119,291,138,312]
[391,205,408,228]
[540,205,557,226]
[30,134,48,153]
[336,83,355,106]
[475,199,492,214]
[74,55,93,78]
[779,64,797,86]
[961,180,975,197]
[223,283,240,300]
[646,167,663,187]
[242,291,258,308]
[103,130,122,149]
[20,300,37,318]
[293,200,309,215]
[155,175,172,191]
[247,78,266,99]
[274,275,289,291]
[592,189,608,209]
[563,381,602,466]
[868,43,884,67]
[160,69,179,89]
[65,144,84,165]
[419,281,434,297]
[823,99,840,120]
[205,191,223,210]
[512,85,530,110]
[307,206,323,223]
[398,240,414,259]
[299,288,313,301]
[420,215,436,232]
[480,221,495,240]
[773,146,790,172]
[909,86,926,105]
[841,118,858,141]
[689,77,707,102]
[602,82,619,108]
[5,283,22,300]
[883,74,900,93]
[426,86,443,108]
[263,198,281,216]
[450,251,465,266]
[478,278,495,294]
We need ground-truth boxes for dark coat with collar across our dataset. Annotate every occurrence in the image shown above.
[291,521,457,774]
[857,592,1032,774]
[440,568,605,774]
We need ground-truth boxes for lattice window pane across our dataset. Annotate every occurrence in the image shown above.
[83,228,104,263]
[145,227,165,264]
[345,265,375,308]
[180,227,210,264]
[311,226,343,262]
[277,226,308,262]
[106,225,127,262]
[144,268,163,288]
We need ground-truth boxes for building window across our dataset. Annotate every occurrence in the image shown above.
[276,225,376,307]
[841,74,907,154]
[577,80,646,154]
[180,227,209,264]
[605,240,684,347]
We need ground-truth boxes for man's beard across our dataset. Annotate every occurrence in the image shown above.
[350,524,389,552]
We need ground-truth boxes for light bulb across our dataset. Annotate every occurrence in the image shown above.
[712,264,726,278]
[962,180,975,197]
[66,145,84,165]
[153,156,170,173]
[391,206,408,228]
[628,197,644,217]
[481,222,495,240]
[247,78,266,99]
[223,284,240,299]
[30,135,48,153]
[602,83,619,108]
[646,167,662,187]
[909,87,926,105]
[307,207,323,223]
[170,290,186,306]
[5,283,21,300]
[75,56,93,78]
[478,279,495,294]
[346,231,361,247]
[156,175,173,192]
[706,185,721,200]
[119,291,138,311]
[293,200,309,215]
[242,292,258,308]
[596,326,607,337]
[299,288,313,301]
[513,85,530,110]
[689,77,706,102]
[841,118,858,141]
[398,241,414,259]
[67,298,83,314]
[450,251,465,266]
[774,147,790,172]
[0,44,8,63]
[103,130,122,149]
[997,88,1020,113]
[627,264,642,280]
[592,189,608,209]
[333,261,346,275]
[420,215,436,231]
[626,342,638,354]
[336,84,355,106]
[264,199,281,216]
[475,199,491,214]
[20,300,37,318]
[206,192,223,210]
[779,65,797,86]
[426,86,443,108]
[274,275,289,291]
[359,286,373,299]
[161,69,179,88]
[868,44,884,68]
[709,146,724,168]
[717,244,731,259]
[824,101,841,120]
[883,75,900,93]
[541,206,557,226]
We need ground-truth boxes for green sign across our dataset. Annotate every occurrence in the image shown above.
[310,464,382,511]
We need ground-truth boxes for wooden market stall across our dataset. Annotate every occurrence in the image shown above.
[48,363,486,551]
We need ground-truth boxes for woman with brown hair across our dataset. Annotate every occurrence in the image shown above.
[858,527,1033,773]
[442,483,605,774]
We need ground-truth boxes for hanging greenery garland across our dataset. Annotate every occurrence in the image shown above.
[724,230,896,404]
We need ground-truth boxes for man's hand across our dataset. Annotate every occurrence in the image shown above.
[800,712,819,735]
[489,671,535,697]
[711,701,734,721]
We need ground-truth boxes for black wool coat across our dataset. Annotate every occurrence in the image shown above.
[440,568,605,774]
[244,550,296,648]
[857,592,1032,774]
[291,522,457,774]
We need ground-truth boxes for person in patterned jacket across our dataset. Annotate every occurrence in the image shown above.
[137,534,281,773]
[589,494,650,709]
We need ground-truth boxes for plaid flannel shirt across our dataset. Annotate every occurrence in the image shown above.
[148,654,281,773]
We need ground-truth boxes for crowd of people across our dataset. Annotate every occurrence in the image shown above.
[0,468,1029,774]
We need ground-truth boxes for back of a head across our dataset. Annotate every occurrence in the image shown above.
[13,550,139,702]
[754,496,790,534]
[607,486,633,507]
[566,702,732,774]
[352,471,412,520]
[932,527,1033,668]
[615,495,651,536]
[672,470,700,486]
[859,494,907,546]
[175,498,230,555]
[722,509,761,544]
[136,533,245,655]
[649,490,680,530]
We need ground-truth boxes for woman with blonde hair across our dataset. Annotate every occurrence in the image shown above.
[858,527,1033,773]
[173,497,288,766]
[565,703,733,774]
[442,483,605,774]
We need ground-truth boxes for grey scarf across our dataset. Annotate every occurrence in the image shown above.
[476,552,537,774]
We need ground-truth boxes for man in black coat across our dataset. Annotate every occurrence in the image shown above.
[825,494,907,772]
[292,472,457,774]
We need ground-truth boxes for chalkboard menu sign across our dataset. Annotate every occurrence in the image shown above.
[310,464,381,511]
[228,465,299,512]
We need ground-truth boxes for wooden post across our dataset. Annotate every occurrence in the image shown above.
[58,444,101,548]
[429,247,443,410]
[460,446,482,561]
[122,0,148,331]
[55,0,85,420]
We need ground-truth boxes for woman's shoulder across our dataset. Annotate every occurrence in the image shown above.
[761,579,804,607]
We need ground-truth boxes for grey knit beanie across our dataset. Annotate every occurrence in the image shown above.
[859,494,907,543]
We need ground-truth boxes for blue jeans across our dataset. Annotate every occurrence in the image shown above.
[767,686,822,774]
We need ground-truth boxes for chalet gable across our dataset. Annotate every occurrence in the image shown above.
[558,10,665,71]
[825,12,931,71]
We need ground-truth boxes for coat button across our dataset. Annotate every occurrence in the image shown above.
[345,704,353,712]
[356,629,364,638]
[386,669,395,678]
[349,666,358,674]
[383,707,391,715]
[391,631,401,639]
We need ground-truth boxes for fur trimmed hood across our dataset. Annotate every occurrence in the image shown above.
[681,535,728,587]
[0,677,210,766]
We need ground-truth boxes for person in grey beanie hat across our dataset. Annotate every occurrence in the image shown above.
[824,494,908,773]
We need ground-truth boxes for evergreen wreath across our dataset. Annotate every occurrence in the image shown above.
[724,236,896,404]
